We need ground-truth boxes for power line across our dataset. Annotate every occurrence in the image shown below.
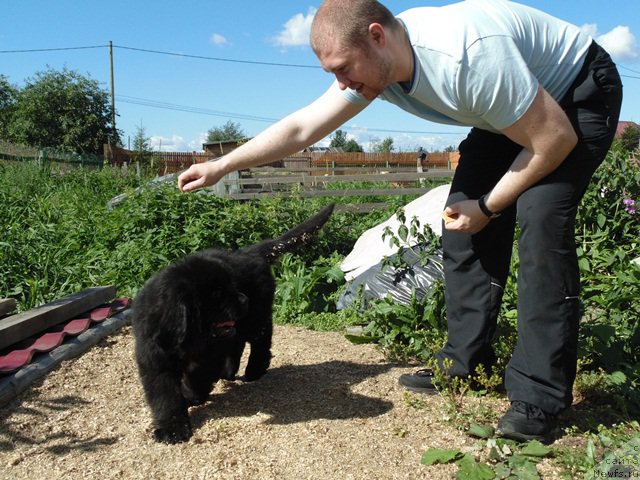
[117,94,467,135]
[2,42,640,80]
[0,45,108,53]
[619,64,640,75]
[0,43,322,69]
[117,95,279,123]
[113,45,322,69]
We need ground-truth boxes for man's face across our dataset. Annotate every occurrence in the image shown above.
[317,38,393,101]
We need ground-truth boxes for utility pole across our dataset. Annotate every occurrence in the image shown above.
[109,41,116,139]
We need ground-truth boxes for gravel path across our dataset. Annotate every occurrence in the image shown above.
[0,324,516,480]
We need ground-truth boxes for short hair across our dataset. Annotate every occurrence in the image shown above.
[311,0,397,54]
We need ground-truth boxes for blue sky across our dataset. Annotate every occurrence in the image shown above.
[2,1,639,153]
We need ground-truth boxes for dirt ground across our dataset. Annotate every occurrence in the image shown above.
[0,324,560,480]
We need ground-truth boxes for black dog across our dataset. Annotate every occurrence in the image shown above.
[132,204,334,443]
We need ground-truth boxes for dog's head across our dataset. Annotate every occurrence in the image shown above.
[176,256,248,346]
[135,254,249,353]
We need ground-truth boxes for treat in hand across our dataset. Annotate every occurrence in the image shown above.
[442,210,458,223]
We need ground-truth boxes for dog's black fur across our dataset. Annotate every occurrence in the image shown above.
[132,204,334,443]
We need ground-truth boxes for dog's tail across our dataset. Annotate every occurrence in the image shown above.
[246,203,335,263]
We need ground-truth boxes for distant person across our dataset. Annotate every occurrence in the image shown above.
[178,0,622,443]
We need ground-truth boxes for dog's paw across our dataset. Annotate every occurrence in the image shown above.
[153,420,192,444]
[243,366,267,382]
[181,381,209,406]
[218,357,239,381]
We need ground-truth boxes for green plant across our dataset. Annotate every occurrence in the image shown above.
[273,252,345,322]
[0,162,378,311]
[381,207,442,278]
[349,282,447,362]
[574,144,640,415]
[422,433,554,479]
[556,424,640,479]
[431,357,472,415]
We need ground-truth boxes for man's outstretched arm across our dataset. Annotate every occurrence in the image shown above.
[178,86,366,192]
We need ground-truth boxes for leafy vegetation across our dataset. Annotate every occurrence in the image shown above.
[206,120,247,143]
[618,123,640,154]
[0,161,385,309]
[1,67,118,154]
[329,129,364,152]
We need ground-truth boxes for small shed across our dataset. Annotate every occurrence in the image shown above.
[202,139,246,157]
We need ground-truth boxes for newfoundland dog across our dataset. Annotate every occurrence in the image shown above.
[132,204,334,443]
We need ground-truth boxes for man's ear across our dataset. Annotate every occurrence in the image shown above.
[368,23,386,47]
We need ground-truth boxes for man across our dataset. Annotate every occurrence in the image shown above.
[178,0,622,443]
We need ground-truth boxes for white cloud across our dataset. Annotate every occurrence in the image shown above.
[581,23,639,61]
[189,132,209,151]
[581,23,598,38]
[149,135,190,152]
[146,132,213,152]
[272,7,317,47]
[210,33,228,47]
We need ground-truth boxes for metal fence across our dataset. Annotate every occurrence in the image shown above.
[0,141,104,167]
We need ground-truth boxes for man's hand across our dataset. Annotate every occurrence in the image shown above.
[178,160,228,192]
[442,200,490,234]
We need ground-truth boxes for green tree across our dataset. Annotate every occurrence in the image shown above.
[0,75,18,139]
[330,129,363,152]
[206,120,246,142]
[371,136,395,153]
[329,129,349,149]
[343,139,363,152]
[132,123,153,164]
[619,124,640,154]
[7,67,117,154]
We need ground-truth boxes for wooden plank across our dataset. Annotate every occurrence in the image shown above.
[227,187,434,201]
[0,298,17,318]
[226,170,454,187]
[0,286,117,351]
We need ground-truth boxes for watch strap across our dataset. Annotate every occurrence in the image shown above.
[478,195,501,219]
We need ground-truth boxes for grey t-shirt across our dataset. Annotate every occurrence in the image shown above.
[337,0,592,132]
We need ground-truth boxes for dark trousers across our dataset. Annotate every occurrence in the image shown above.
[437,42,623,414]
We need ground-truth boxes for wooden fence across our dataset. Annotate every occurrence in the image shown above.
[211,164,454,212]
[103,144,212,175]
[307,151,458,171]
[103,144,460,176]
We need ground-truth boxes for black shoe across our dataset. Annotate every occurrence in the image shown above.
[496,400,557,444]
[398,368,438,394]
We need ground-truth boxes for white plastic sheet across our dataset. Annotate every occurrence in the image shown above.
[337,184,450,308]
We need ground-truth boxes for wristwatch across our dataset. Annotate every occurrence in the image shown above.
[478,194,501,219]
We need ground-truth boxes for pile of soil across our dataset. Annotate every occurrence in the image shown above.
[0,324,558,479]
